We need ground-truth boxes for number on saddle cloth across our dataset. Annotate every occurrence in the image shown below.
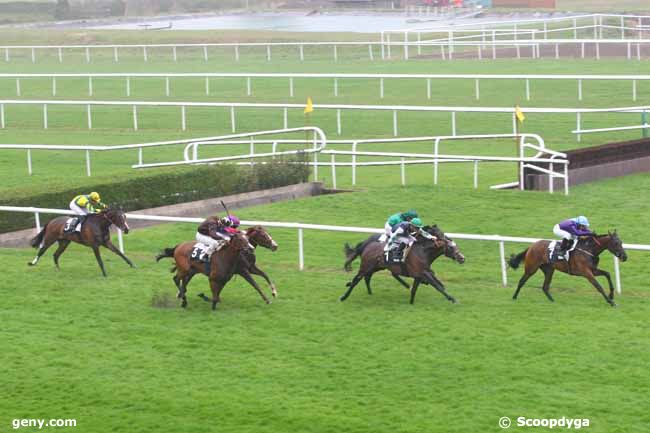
[548,239,578,261]
[190,243,209,262]
[63,217,80,234]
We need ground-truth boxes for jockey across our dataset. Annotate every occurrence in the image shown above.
[385,217,431,262]
[551,215,594,263]
[196,214,240,261]
[384,209,418,237]
[69,192,106,232]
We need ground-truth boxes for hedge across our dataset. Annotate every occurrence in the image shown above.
[0,156,310,233]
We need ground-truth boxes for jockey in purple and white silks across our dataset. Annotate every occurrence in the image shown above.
[551,216,594,263]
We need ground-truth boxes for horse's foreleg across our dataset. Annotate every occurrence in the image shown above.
[592,268,615,300]
[409,279,421,304]
[250,264,277,298]
[423,271,457,304]
[584,272,616,307]
[52,240,71,270]
[104,240,136,268]
[540,265,555,302]
[340,272,364,301]
[240,270,271,304]
[92,246,107,277]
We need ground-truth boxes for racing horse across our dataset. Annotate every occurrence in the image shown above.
[341,226,465,304]
[156,227,278,309]
[508,231,627,307]
[28,207,134,277]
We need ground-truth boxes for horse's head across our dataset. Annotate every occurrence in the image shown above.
[102,207,130,234]
[606,230,627,262]
[245,226,278,251]
[423,225,465,264]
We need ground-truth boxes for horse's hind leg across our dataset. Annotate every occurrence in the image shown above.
[540,265,555,302]
[409,279,421,304]
[512,262,539,300]
[391,273,411,290]
[364,274,373,295]
[28,233,57,266]
[340,272,364,302]
[52,240,71,270]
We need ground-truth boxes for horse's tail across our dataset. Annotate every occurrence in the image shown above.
[156,247,176,262]
[30,223,48,248]
[508,249,529,270]
[343,241,364,272]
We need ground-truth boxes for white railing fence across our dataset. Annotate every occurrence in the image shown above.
[0,127,326,177]
[4,72,650,102]
[1,99,649,143]
[1,205,647,294]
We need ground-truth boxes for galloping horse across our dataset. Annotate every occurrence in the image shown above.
[341,226,465,304]
[28,207,134,277]
[508,231,627,307]
[156,228,276,310]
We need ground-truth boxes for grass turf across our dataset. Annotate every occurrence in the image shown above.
[1,29,649,433]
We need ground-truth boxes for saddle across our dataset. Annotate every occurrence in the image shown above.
[548,239,578,262]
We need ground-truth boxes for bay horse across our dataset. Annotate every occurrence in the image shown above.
[28,207,134,277]
[341,226,465,304]
[508,231,627,307]
[156,230,273,310]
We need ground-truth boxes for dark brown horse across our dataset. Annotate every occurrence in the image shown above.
[156,231,271,310]
[508,231,627,307]
[156,226,279,307]
[28,208,134,277]
[341,226,465,304]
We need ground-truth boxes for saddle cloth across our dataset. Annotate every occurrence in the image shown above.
[63,217,80,233]
[548,239,578,261]
[190,241,226,262]
[378,233,388,243]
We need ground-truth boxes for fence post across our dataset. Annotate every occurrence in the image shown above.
[392,110,398,137]
[117,228,124,253]
[230,106,236,132]
[331,154,337,189]
[235,44,240,61]
[114,46,119,62]
[473,161,478,189]
[31,47,35,63]
[4,47,9,62]
[613,255,621,294]
[643,110,648,138]
[87,104,92,129]
[451,111,457,136]
[403,31,409,60]
[299,44,304,61]
[16,78,20,96]
[380,77,384,99]
[336,109,341,135]
[132,105,138,131]
[203,45,208,62]
[525,78,530,101]
[333,45,338,62]
[576,112,581,142]
[181,105,186,131]
[172,46,177,62]
[289,77,294,97]
[88,76,93,96]
[0,103,4,128]
[165,76,170,96]
[578,79,583,101]
[205,76,209,96]
[27,149,32,175]
[433,138,440,185]
[143,46,148,62]
[427,78,431,100]
[85,47,90,63]
[266,45,271,61]
[632,79,637,102]
[368,44,374,61]
[400,157,406,186]
[138,147,143,166]
[298,228,304,270]
[475,78,480,100]
[351,141,357,185]
[334,78,338,97]
[126,76,131,97]
[499,240,507,287]
[34,212,41,234]
[85,150,91,177]
[52,77,56,96]
[43,104,47,129]
[283,107,288,129]
[246,77,251,96]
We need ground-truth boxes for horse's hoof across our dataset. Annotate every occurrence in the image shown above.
[181,302,187,308]
[27,262,35,266]
[610,302,618,308]
[450,298,458,304]
[339,296,346,302]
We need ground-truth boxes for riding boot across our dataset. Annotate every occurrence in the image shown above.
[75,215,86,232]
[551,238,571,263]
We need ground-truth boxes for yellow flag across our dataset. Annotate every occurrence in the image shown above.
[304,97,314,114]
[515,105,526,123]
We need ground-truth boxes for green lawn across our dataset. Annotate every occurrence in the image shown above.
[1,29,649,433]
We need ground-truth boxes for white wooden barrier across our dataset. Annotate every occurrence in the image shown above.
[3,72,650,102]
[2,205,647,294]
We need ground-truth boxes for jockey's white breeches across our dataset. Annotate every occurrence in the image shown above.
[196,233,222,251]
[69,201,89,216]
[384,222,393,237]
[553,224,574,240]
